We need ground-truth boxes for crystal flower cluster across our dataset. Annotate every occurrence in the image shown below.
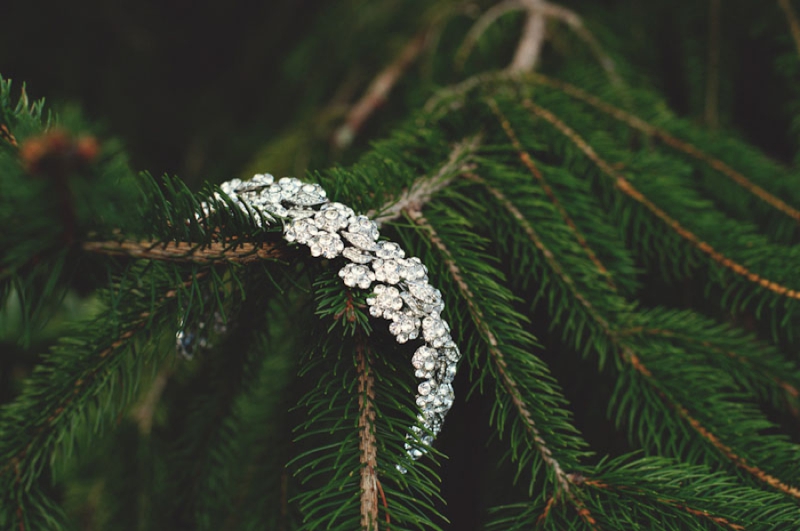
[204,173,461,469]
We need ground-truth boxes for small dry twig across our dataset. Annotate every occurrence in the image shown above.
[332,30,430,150]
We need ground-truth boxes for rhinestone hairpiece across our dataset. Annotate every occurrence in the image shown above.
[199,174,461,470]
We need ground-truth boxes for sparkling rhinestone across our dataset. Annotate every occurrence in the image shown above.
[341,231,379,251]
[443,362,457,382]
[418,380,434,396]
[372,258,402,285]
[314,202,353,231]
[285,218,319,244]
[347,215,379,240]
[309,232,344,258]
[442,345,460,363]
[286,208,315,220]
[220,178,242,196]
[412,346,437,370]
[399,257,428,281]
[422,316,451,347]
[389,311,421,344]
[342,247,373,264]
[375,241,405,260]
[263,202,288,218]
[403,281,444,315]
[366,284,403,319]
[251,173,275,186]
[339,263,375,289]
[287,183,327,206]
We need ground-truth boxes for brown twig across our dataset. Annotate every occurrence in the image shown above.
[779,0,800,57]
[457,0,619,83]
[509,0,548,72]
[456,0,526,68]
[535,492,560,526]
[333,30,430,150]
[82,239,289,264]
[375,472,391,530]
[357,338,381,529]
[523,98,800,300]
[368,135,479,226]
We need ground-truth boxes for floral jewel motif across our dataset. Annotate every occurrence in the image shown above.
[339,263,375,289]
[201,174,461,472]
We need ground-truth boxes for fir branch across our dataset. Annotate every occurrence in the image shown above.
[528,73,800,223]
[469,167,800,501]
[487,98,614,286]
[82,238,290,265]
[577,476,746,531]
[523,98,800,300]
[620,348,800,500]
[368,135,479,225]
[628,326,800,414]
[779,0,800,57]
[406,208,583,506]
[0,281,186,485]
[0,269,196,528]
[464,172,612,334]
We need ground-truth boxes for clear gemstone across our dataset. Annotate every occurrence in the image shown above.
[308,232,344,258]
[372,258,402,285]
[339,263,375,289]
[341,231,379,251]
[342,246,373,264]
[375,241,405,259]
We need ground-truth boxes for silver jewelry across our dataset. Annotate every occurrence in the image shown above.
[201,173,461,470]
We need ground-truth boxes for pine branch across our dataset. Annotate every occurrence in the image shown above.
[467,155,800,500]
[368,136,479,226]
[621,321,800,415]
[619,347,800,500]
[528,73,800,224]
[0,268,196,527]
[409,208,573,492]
[399,201,592,526]
[82,238,290,265]
[487,99,614,286]
[523,97,800,300]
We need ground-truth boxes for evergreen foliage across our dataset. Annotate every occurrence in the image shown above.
[2,1,800,529]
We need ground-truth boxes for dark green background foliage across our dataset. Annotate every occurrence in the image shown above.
[2,1,800,529]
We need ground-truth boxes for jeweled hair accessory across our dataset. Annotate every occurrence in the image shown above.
[197,173,461,470]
